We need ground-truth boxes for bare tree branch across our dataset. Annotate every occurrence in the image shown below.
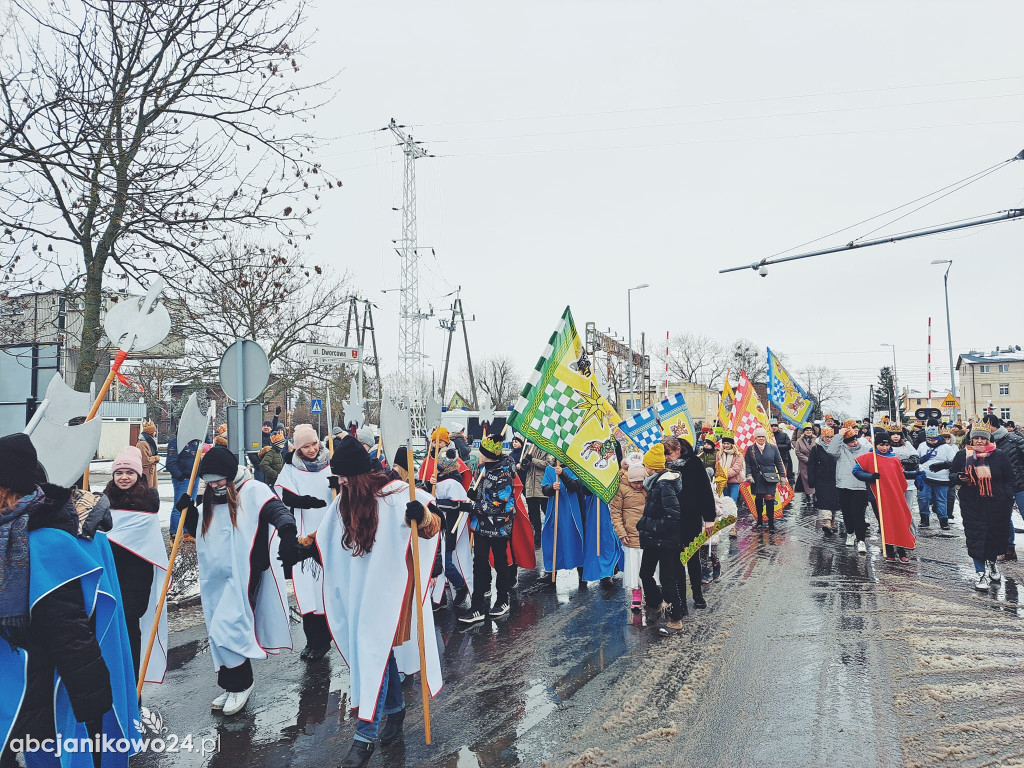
[0,0,337,388]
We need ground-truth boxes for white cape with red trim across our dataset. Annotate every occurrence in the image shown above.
[317,481,443,720]
[274,462,331,615]
[108,507,169,683]
[196,479,292,671]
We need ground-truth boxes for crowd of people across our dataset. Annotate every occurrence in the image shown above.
[1,405,1021,767]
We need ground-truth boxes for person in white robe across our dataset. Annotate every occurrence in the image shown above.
[298,435,442,768]
[274,423,332,660]
[177,445,302,716]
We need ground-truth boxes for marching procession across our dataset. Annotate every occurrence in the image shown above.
[2,298,1023,768]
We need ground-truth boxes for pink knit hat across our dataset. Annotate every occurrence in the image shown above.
[112,446,144,476]
[627,464,646,483]
[752,427,768,439]
[292,423,319,450]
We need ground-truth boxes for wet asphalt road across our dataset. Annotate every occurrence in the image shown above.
[134,495,1024,768]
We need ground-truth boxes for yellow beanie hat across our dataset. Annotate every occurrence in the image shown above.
[643,443,666,471]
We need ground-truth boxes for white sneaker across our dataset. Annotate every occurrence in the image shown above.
[846,534,856,547]
[210,691,230,711]
[857,540,867,555]
[987,561,1002,582]
[975,572,989,591]
[221,684,253,716]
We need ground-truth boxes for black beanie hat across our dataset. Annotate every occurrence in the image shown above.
[0,433,40,495]
[198,445,238,480]
[330,435,375,477]
[393,447,409,471]
[873,429,891,445]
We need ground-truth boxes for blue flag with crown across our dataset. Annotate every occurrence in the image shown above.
[767,347,814,427]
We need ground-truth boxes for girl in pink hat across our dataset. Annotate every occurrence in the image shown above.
[103,446,169,686]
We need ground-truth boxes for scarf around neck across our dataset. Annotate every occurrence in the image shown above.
[965,443,996,496]
[294,446,330,473]
[0,487,43,648]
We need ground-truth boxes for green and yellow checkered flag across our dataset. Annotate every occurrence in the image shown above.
[509,306,621,503]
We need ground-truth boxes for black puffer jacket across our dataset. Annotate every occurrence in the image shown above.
[13,484,113,741]
[637,469,683,550]
[991,427,1024,493]
[668,457,717,543]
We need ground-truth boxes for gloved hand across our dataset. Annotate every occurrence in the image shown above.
[275,406,282,416]
[405,500,426,525]
[297,494,327,509]
[328,476,340,492]
[867,472,881,481]
[281,489,327,509]
[276,525,302,568]
[175,492,196,512]
[77,492,112,540]
[929,461,950,471]
[466,485,479,502]
[519,455,532,468]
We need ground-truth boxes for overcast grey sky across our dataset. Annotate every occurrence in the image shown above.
[302,2,1024,413]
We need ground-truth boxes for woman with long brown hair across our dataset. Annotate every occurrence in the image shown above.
[176,445,302,716]
[306,435,442,768]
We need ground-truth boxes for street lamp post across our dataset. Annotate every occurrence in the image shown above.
[881,343,900,423]
[627,284,650,414]
[931,259,957,421]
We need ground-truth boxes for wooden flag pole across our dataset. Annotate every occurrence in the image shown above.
[405,443,432,745]
[868,387,888,554]
[138,436,204,697]
[551,460,560,584]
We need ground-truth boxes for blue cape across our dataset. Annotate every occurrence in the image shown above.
[541,465,584,572]
[1,529,140,768]
[582,495,624,581]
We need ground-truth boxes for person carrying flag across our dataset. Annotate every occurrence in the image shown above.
[852,429,916,563]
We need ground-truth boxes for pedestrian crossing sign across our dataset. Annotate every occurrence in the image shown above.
[311,398,323,414]
[940,394,959,408]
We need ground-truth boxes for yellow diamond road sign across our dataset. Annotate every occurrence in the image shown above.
[941,394,959,408]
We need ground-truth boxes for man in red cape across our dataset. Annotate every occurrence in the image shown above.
[852,428,916,562]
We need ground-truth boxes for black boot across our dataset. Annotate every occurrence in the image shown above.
[754,512,763,530]
[379,708,405,746]
[341,740,375,768]
[919,514,930,528]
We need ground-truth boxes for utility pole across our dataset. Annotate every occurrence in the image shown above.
[388,118,433,435]
[438,288,478,408]
[343,295,383,419]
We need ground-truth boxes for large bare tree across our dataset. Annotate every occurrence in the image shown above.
[800,364,848,419]
[0,0,335,390]
[175,241,352,387]
[661,332,729,388]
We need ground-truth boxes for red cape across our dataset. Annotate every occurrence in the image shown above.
[856,452,915,549]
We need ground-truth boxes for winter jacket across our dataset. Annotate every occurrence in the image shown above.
[451,434,472,463]
[991,427,1024,493]
[165,436,186,483]
[826,435,871,490]
[471,455,517,538]
[917,440,958,485]
[716,448,745,484]
[793,434,815,466]
[609,468,646,548]
[744,443,786,495]
[807,441,839,510]
[14,485,114,736]
[520,445,552,499]
[637,468,683,550]
[136,432,160,489]
[951,447,1014,562]
[259,445,284,486]
[668,457,718,543]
